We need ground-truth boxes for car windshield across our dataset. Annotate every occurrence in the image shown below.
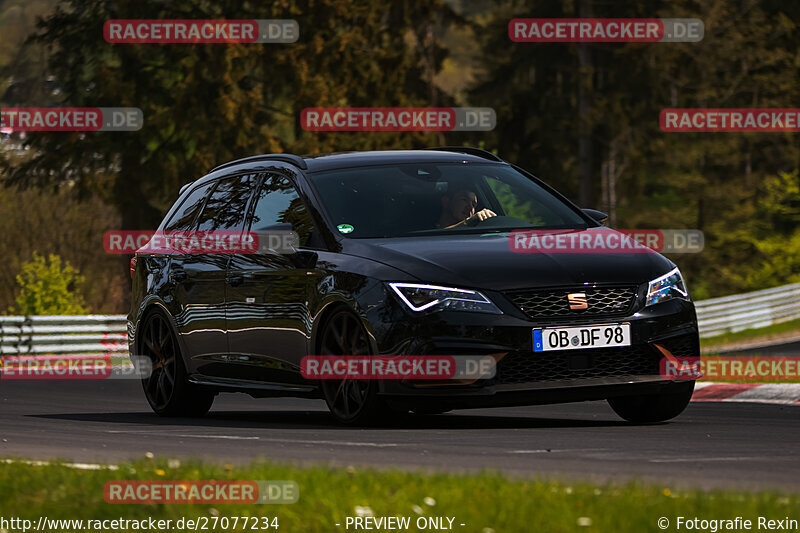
[308,163,588,238]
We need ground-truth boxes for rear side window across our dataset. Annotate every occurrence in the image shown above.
[163,183,213,231]
[249,174,314,246]
[195,174,257,231]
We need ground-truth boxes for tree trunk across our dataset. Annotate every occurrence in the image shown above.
[113,159,165,313]
[577,0,594,207]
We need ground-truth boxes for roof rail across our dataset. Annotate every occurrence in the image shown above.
[210,153,308,173]
[178,182,194,195]
[424,146,503,162]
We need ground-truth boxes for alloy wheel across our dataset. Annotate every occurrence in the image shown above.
[141,312,178,411]
[319,310,375,422]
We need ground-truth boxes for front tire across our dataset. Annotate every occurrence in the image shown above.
[608,381,695,423]
[139,310,215,417]
[318,309,391,426]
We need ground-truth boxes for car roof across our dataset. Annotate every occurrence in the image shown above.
[182,148,507,196]
[301,149,505,172]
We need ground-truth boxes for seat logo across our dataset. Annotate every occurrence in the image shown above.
[567,292,588,310]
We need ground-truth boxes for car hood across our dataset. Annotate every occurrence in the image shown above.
[343,228,675,292]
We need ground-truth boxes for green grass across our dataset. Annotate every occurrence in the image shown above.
[0,459,797,532]
[701,317,800,350]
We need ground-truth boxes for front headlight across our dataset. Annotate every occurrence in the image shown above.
[645,267,690,307]
[388,282,503,314]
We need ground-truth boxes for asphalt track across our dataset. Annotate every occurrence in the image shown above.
[1,380,798,491]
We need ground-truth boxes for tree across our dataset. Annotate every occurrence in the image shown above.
[3,0,460,227]
[1,0,460,309]
[0,184,123,313]
[9,252,87,315]
[468,0,800,297]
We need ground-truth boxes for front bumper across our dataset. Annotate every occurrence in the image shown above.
[367,294,698,408]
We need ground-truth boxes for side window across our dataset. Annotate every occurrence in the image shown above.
[249,174,314,246]
[195,174,257,231]
[163,182,213,231]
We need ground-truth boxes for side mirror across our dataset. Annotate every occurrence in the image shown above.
[582,209,608,225]
[290,250,318,269]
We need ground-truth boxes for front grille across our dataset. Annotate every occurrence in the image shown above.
[492,344,662,385]
[505,286,637,319]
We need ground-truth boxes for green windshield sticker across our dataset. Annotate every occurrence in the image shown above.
[337,224,354,234]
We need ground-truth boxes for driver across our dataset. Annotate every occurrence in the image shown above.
[435,188,497,229]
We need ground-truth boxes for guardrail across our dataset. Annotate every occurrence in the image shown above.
[694,282,800,338]
[1,283,800,354]
[0,315,128,355]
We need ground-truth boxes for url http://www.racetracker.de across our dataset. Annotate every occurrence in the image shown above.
[0,516,281,532]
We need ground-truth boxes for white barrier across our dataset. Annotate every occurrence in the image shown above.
[694,282,800,338]
[0,315,128,355]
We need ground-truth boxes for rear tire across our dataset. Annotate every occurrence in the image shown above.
[139,310,215,417]
[608,381,695,423]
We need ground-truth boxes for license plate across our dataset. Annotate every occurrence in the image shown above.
[533,323,631,352]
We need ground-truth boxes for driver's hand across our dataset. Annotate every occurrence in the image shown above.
[466,209,497,226]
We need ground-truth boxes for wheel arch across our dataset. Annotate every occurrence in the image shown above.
[311,299,379,356]
[133,299,188,365]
